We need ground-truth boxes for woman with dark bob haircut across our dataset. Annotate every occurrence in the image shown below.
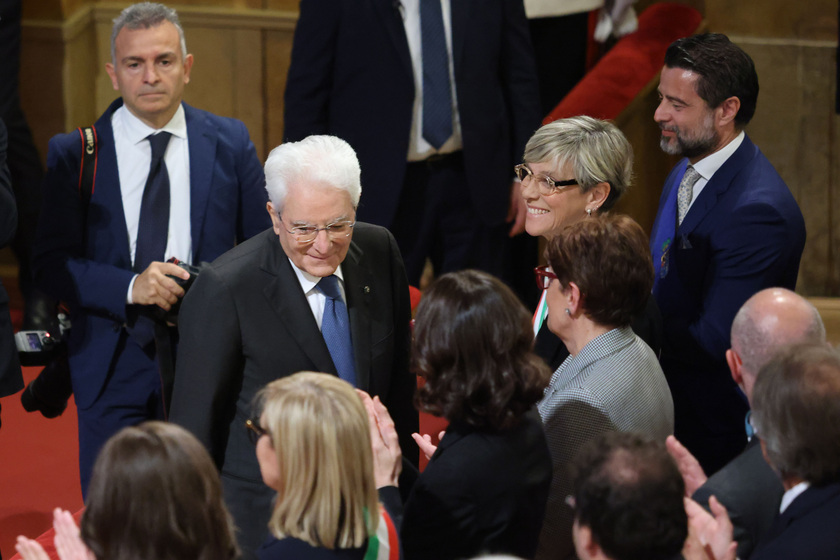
[533,214,674,560]
[15,422,238,560]
[368,269,553,560]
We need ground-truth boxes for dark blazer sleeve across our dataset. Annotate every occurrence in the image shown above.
[33,134,134,320]
[687,201,803,365]
[0,119,15,247]
[0,118,23,399]
[282,0,340,141]
[692,441,784,560]
[231,118,270,242]
[539,399,616,560]
[170,264,244,466]
[379,228,418,466]
[500,0,542,160]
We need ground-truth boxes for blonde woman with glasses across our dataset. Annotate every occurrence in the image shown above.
[248,372,400,560]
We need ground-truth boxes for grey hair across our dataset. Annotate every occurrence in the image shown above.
[523,116,634,211]
[751,342,840,485]
[731,288,825,378]
[111,2,187,64]
[264,135,362,212]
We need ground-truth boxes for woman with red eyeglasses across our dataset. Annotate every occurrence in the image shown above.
[533,214,674,560]
[518,116,662,372]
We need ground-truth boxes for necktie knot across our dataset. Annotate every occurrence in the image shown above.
[317,275,342,301]
[148,132,172,162]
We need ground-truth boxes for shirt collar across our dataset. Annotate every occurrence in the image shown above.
[780,481,810,514]
[691,130,745,181]
[116,102,187,146]
[287,258,345,295]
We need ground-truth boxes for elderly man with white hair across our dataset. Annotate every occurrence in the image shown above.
[170,135,416,559]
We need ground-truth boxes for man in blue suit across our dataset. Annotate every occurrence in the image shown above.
[283,0,541,296]
[32,2,270,493]
[650,33,805,475]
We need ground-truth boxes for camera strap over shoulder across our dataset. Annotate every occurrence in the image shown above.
[77,126,97,204]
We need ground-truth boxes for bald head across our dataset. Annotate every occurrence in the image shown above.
[729,288,825,401]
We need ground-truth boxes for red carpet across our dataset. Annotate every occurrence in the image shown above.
[0,366,83,559]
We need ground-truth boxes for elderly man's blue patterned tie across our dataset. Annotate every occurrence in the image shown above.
[317,275,357,386]
[421,0,452,149]
[134,132,172,272]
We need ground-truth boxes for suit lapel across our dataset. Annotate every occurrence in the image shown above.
[342,240,373,390]
[260,235,337,374]
[94,99,132,269]
[373,0,413,80]
[184,103,217,256]
[678,135,756,235]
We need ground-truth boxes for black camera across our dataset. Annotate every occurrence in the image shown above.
[15,310,71,366]
[139,258,205,325]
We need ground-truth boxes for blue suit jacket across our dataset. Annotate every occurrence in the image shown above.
[283,0,541,228]
[750,482,840,560]
[651,135,805,464]
[32,99,270,409]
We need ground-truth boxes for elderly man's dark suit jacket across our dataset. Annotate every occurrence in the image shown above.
[0,118,23,402]
[750,482,840,560]
[283,0,541,229]
[651,135,805,473]
[693,438,784,559]
[170,224,416,559]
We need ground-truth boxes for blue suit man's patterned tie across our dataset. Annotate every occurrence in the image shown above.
[420,0,453,149]
[134,132,172,272]
[317,275,357,386]
[677,165,701,226]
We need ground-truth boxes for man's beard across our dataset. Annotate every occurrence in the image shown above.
[659,113,718,160]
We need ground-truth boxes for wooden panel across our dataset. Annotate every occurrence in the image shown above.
[264,28,295,156]
[809,298,840,345]
[706,0,836,41]
[740,41,838,296]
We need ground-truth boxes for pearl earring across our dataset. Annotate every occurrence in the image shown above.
[565,308,571,315]
[586,208,592,216]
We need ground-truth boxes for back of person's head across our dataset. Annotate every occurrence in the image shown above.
[570,432,687,560]
[81,421,238,560]
[730,288,825,381]
[413,269,550,431]
[546,214,653,329]
[256,372,378,549]
[664,33,759,128]
[751,342,840,485]
[523,116,634,211]
[263,135,362,211]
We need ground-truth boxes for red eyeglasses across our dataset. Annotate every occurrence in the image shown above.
[534,265,558,290]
